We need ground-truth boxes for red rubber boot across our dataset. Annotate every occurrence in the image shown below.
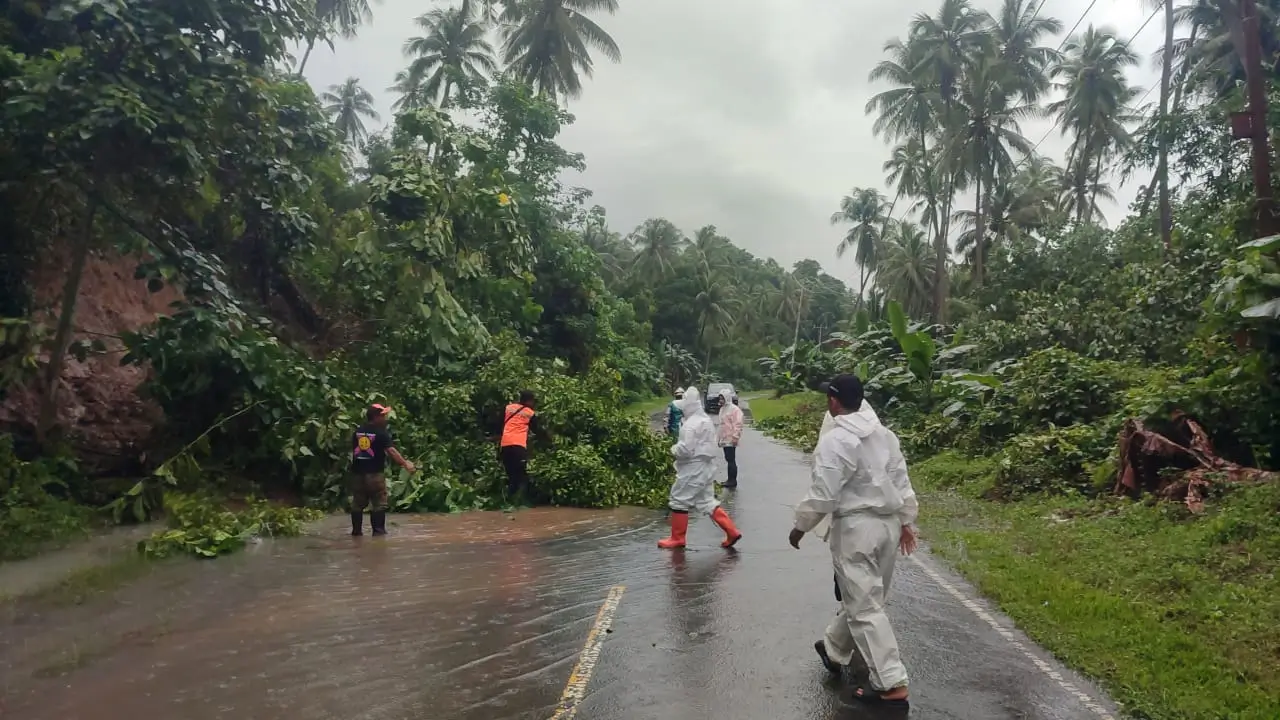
[658,511,689,549]
[711,507,743,548]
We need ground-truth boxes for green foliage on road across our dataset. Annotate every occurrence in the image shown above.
[139,493,321,559]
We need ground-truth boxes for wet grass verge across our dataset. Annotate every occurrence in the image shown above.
[913,451,1280,720]
[747,391,823,422]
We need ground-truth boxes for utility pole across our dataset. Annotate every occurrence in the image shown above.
[789,282,808,370]
[1240,0,1277,235]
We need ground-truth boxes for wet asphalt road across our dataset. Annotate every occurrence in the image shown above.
[0,426,1119,720]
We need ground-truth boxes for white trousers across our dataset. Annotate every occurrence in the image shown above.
[823,513,908,691]
[668,457,719,514]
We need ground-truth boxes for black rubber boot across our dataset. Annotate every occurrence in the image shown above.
[371,511,387,536]
[350,511,363,536]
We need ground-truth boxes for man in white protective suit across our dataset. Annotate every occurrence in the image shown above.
[658,386,743,550]
[788,374,917,708]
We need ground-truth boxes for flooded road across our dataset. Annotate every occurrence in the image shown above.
[0,428,1118,720]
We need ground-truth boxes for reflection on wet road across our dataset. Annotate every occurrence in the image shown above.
[0,429,1118,720]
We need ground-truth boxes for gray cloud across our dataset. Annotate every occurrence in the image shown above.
[305,0,1165,283]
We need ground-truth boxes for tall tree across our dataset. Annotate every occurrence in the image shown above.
[1156,0,1176,250]
[321,77,379,148]
[944,55,1035,285]
[501,0,621,99]
[876,220,937,319]
[830,188,889,300]
[866,37,942,238]
[1050,26,1139,224]
[389,70,431,113]
[403,4,498,108]
[297,0,374,75]
[908,0,987,320]
[691,269,737,370]
[982,0,1063,103]
[629,218,687,283]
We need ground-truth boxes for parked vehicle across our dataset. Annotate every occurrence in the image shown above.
[705,382,738,414]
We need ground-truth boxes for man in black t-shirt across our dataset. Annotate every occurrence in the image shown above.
[350,403,416,536]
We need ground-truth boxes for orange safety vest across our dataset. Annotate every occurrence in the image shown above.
[500,403,535,448]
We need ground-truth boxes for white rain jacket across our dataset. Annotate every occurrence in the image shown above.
[796,402,917,538]
[668,387,720,514]
[717,390,744,447]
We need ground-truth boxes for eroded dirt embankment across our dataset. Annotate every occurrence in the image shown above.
[1,249,181,472]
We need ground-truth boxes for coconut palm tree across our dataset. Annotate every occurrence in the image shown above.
[403,4,498,108]
[1049,26,1139,224]
[943,54,1035,284]
[953,163,1058,270]
[321,77,380,148]
[908,0,987,320]
[628,218,687,283]
[689,225,730,273]
[388,70,430,113]
[691,270,738,369]
[297,0,374,75]
[876,220,936,320]
[884,139,941,235]
[831,188,889,299]
[866,37,943,238]
[500,0,621,99]
[981,0,1063,103]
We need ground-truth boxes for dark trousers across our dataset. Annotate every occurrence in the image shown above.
[500,445,529,497]
[349,472,387,512]
[723,446,738,486]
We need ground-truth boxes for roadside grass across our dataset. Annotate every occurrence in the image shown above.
[625,395,670,416]
[748,391,823,422]
[914,451,1280,720]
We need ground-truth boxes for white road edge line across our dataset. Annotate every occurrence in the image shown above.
[549,584,626,720]
[908,556,1115,720]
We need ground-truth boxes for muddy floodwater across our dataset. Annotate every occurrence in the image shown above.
[0,429,1119,720]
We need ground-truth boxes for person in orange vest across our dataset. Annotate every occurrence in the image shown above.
[500,390,548,502]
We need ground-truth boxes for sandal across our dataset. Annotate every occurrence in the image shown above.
[850,686,909,708]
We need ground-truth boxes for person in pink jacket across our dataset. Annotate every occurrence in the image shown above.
[716,389,745,488]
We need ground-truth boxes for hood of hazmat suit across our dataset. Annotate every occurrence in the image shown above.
[667,387,720,514]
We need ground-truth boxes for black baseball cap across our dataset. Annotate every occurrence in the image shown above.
[820,374,864,409]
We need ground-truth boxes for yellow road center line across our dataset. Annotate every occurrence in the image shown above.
[548,585,626,720]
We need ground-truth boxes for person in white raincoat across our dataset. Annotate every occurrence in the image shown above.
[658,387,743,550]
[788,374,917,708]
[716,389,745,489]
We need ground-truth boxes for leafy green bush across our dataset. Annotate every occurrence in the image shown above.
[972,348,1143,447]
[910,451,999,498]
[0,435,93,561]
[139,493,321,559]
[992,423,1116,499]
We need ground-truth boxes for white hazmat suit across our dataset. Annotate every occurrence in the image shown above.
[794,402,918,692]
[668,387,719,514]
[658,387,742,549]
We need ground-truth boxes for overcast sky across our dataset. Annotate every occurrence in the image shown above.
[304,0,1164,283]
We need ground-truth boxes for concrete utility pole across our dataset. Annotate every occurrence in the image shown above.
[1240,0,1277,235]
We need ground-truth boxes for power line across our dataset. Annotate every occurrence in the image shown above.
[1056,0,1102,53]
